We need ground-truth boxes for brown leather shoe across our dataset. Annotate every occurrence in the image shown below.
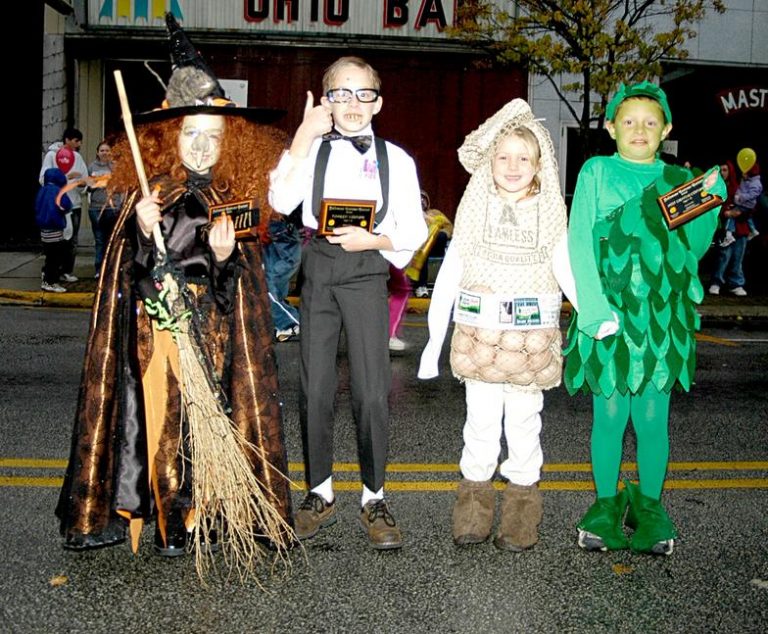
[360,499,403,550]
[294,492,337,539]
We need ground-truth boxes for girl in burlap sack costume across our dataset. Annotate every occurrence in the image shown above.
[419,99,567,550]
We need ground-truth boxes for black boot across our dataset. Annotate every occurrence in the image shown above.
[154,510,188,557]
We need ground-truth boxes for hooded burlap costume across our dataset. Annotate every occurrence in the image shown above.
[420,99,567,388]
[419,99,567,550]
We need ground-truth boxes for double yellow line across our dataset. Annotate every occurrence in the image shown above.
[2,458,766,491]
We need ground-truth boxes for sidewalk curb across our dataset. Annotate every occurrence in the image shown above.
[2,288,767,325]
[0,292,433,312]
[0,289,95,308]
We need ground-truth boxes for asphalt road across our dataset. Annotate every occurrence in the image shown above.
[0,306,766,633]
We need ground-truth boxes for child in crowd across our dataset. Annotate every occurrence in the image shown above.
[269,56,427,549]
[562,82,725,555]
[263,208,302,342]
[87,140,121,277]
[387,263,413,351]
[390,190,453,352]
[720,163,762,246]
[419,99,567,551]
[406,190,453,299]
[36,167,73,293]
[40,128,87,282]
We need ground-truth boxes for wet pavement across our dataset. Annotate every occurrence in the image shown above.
[0,303,766,633]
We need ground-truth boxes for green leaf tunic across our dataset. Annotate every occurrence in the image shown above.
[564,155,724,396]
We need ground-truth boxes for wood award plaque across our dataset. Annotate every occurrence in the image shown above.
[657,174,723,230]
[209,199,259,239]
[318,199,376,236]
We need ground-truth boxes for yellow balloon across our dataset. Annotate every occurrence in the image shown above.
[736,147,756,173]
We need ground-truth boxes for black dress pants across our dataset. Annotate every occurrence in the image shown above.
[299,239,391,493]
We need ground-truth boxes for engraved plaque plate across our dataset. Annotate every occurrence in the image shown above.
[317,198,376,236]
[209,199,259,239]
[657,174,723,230]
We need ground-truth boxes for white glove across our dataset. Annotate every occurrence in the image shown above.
[595,312,620,341]
[417,244,462,379]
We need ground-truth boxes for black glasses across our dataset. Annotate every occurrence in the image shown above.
[325,88,380,103]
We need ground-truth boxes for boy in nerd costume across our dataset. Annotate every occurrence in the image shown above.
[269,56,427,549]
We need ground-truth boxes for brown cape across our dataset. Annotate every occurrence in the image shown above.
[56,180,293,549]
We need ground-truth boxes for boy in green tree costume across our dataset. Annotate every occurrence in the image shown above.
[562,82,725,554]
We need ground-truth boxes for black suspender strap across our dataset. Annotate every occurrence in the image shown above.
[373,137,388,226]
[312,137,389,227]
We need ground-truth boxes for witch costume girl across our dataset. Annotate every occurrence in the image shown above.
[56,15,294,577]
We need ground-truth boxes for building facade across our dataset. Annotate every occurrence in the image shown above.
[527,0,767,193]
[33,1,767,245]
[41,0,525,228]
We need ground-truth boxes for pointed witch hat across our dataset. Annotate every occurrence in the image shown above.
[134,13,284,124]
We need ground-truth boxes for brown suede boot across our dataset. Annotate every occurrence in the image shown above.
[452,479,495,545]
[493,482,543,551]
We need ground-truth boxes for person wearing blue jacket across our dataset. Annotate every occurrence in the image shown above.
[35,168,72,293]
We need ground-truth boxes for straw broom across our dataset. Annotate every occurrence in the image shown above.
[113,71,294,582]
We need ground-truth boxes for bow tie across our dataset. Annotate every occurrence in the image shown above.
[323,131,373,154]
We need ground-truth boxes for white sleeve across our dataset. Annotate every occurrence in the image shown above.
[73,154,88,182]
[417,243,462,379]
[595,316,620,341]
[552,232,619,340]
[371,146,428,268]
[268,147,315,215]
[39,152,55,184]
[382,152,428,257]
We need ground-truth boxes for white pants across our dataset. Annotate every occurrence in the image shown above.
[460,380,544,485]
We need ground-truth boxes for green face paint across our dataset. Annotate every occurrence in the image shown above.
[606,98,672,164]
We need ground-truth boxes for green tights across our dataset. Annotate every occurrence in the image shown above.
[591,386,671,500]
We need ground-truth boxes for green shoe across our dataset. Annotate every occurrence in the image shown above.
[624,479,677,555]
[576,489,630,551]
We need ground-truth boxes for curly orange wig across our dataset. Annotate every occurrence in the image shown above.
[108,116,288,234]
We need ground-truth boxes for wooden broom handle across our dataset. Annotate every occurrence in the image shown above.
[113,70,166,255]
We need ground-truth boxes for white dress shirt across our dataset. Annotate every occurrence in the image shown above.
[269,126,427,268]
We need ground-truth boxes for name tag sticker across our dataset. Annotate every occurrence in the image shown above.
[455,291,482,324]
[509,298,541,326]
[454,290,559,330]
